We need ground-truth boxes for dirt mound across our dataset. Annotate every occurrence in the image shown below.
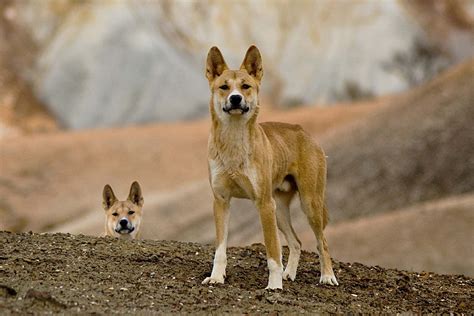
[0,232,472,314]
[324,59,474,221]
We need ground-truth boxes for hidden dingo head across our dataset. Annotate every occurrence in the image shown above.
[102,181,143,239]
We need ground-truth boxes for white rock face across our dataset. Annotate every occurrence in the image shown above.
[12,1,474,128]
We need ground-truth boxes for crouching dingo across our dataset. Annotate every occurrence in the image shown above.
[102,181,144,239]
[202,45,338,289]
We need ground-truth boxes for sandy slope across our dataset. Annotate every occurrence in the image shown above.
[324,59,474,221]
[0,101,378,233]
[323,194,474,277]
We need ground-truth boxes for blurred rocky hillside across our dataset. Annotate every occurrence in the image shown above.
[1,0,473,129]
[0,1,58,136]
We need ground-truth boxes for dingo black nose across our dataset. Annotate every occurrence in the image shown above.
[119,219,128,227]
[229,94,242,106]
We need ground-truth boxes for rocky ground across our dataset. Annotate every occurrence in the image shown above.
[0,231,472,314]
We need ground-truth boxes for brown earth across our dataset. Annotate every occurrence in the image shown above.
[0,231,472,314]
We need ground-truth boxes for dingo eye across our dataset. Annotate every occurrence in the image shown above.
[112,212,118,216]
[219,84,229,90]
[242,84,251,90]
[128,210,135,215]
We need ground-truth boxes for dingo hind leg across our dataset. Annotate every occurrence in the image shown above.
[296,148,338,286]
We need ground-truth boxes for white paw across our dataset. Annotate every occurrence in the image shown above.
[266,274,283,289]
[265,282,282,290]
[319,274,339,286]
[266,259,283,289]
[283,268,296,281]
[202,275,225,285]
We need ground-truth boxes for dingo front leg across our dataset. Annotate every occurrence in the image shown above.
[202,197,230,285]
[256,198,283,290]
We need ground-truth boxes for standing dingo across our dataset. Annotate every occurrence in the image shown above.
[202,45,338,289]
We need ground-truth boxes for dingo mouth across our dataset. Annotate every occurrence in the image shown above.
[223,106,249,115]
[115,227,135,234]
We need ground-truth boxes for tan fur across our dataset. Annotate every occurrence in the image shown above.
[202,46,338,289]
[102,181,144,240]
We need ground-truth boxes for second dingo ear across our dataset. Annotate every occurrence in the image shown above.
[128,181,144,207]
[240,45,263,84]
[206,46,228,83]
[102,184,118,210]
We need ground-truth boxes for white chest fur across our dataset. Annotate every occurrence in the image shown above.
[209,157,259,200]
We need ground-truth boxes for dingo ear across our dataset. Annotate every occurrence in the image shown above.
[128,181,144,207]
[240,45,263,84]
[102,184,117,210]
[206,46,228,83]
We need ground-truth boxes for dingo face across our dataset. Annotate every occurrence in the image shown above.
[206,46,263,122]
[102,181,144,239]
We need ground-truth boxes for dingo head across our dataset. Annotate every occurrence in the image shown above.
[102,181,144,239]
[206,45,263,121]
